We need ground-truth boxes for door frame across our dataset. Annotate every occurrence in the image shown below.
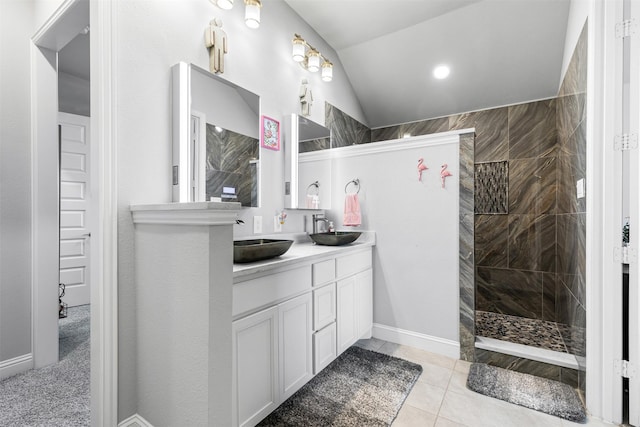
[627,0,640,424]
[31,0,118,425]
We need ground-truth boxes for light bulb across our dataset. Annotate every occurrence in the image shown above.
[244,0,261,29]
[321,61,333,82]
[215,0,233,10]
[292,35,305,62]
[307,49,320,72]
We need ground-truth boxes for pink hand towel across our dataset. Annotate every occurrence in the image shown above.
[343,193,361,226]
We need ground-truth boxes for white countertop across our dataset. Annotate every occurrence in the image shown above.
[233,231,375,280]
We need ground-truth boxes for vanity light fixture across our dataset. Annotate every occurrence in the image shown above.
[213,0,233,10]
[244,0,261,29]
[291,34,333,82]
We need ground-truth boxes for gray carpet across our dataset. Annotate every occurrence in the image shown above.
[466,363,587,423]
[0,305,90,426]
[257,346,423,427]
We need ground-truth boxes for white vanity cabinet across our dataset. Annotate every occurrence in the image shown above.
[232,306,279,427]
[337,252,374,354]
[232,246,373,427]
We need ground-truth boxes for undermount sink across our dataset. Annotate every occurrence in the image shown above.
[309,231,362,246]
[233,239,294,263]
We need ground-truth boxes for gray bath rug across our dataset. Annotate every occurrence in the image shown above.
[466,363,587,423]
[257,346,423,426]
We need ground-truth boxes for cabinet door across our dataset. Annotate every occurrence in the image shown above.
[337,276,358,354]
[356,269,373,339]
[232,306,279,427]
[313,322,337,374]
[313,283,336,331]
[279,293,313,400]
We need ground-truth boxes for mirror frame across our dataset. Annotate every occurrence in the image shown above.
[172,62,260,205]
[284,113,332,209]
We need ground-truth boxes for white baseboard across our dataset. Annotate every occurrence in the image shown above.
[119,414,154,427]
[372,323,460,359]
[0,353,33,380]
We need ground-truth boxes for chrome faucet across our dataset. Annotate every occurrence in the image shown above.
[312,213,330,234]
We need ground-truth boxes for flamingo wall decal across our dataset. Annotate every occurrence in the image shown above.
[440,164,453,188]
[417,158,428,182]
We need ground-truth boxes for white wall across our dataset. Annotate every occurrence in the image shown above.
[560,0,590,88]
[114,0,364,420]
[0,0,34,369]
[326,134,461,352]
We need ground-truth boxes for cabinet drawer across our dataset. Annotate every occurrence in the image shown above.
[233,266,312,317]
[313,322,337,374]
[336,250,372,279]
[312,259,335,286]
[313,283,336,331]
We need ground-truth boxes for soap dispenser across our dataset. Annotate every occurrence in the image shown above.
[328,221,335,233]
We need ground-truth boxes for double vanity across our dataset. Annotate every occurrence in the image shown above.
[131,202,374,427]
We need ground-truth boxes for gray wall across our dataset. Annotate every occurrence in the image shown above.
[0,0,34,366]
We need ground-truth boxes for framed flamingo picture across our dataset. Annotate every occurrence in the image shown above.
[260,115,280,151]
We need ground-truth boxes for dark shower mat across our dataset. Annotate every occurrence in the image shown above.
[467,363,587,423]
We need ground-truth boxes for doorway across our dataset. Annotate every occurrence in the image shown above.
[31,0,117,424]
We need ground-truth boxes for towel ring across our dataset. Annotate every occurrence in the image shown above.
[345,178,360,194]
[306,181,320,196]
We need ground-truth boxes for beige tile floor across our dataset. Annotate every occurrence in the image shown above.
[355,338,619,427]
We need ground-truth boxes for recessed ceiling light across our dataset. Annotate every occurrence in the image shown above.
[433,65,450,80]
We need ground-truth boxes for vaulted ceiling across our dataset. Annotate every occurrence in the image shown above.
[284,0,571,128]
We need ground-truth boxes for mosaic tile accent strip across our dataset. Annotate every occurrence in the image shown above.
[475,161,508,214]
[475,311,570,353]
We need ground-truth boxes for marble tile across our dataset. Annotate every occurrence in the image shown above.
[370,117,449,142]
[476,267,543,319]
[454,359,471,374]
[475,161,509,214]
[299,137,330,153]
[354,337,386,352]
[392,404,437,427]
[206,124,259,174]
[508,157,557,215]
[508,214,556,273]
[418,362,454,389]
[439,382,564,427]
[559,273,585,308]
[459,133,475,361]
[434,417,467,427]
[450,107,508,163]
[206,169,256,207]
[556,214,586,277]
[379,342,457,370]
[370,126,401,142]
[325,102,371,147]
[557,154,586,214]
[446,370,471,396]
[557,94,586,146]
[404,381,447,415]
[560,367,579,389]
[509,99,557,160]
[542,273,557,322]
[475,215,508,268]
[560,118,587,159]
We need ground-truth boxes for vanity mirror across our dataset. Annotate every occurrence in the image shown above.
[172,62,260,207]
[284,114,332,209]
